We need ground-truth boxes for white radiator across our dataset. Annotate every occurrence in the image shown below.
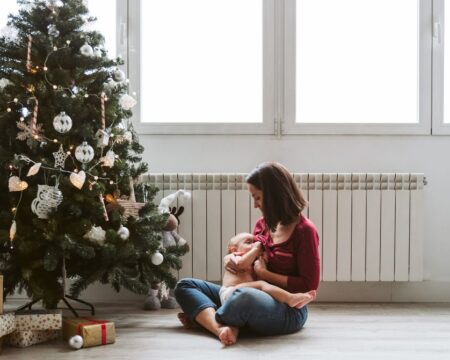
[143,173,426,283]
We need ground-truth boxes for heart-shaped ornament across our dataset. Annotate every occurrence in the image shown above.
[9,176,28,192]
[70,171,86,190]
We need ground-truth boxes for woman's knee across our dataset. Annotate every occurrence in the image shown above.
[174,278,196,298]
[227,288,262,309]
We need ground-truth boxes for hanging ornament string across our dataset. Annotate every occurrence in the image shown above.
[100,92,106,130]
[26,35,32,72]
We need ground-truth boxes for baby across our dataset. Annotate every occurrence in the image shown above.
[221,232,317,308]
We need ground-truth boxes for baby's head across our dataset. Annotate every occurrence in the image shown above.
[228,232,255,254]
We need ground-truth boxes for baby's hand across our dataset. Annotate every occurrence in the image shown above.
[252,241,262,250]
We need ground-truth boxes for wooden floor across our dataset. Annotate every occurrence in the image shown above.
[2,302,450,359]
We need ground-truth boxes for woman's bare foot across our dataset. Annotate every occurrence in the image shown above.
[217,326,239,346]
[177,312,197,329]
[288,290,317,309]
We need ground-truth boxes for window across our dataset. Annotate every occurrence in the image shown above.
[284,0,431,135]
[129,0,275,134]
[127,0,437,135]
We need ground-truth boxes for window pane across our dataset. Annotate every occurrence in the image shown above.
[445,3,450,123]
[84,0,117,57]
[140,0,263,123]
[0,0,19,27]
[296,0,418,124]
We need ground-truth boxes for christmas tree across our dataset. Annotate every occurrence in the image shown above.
[0,0,188,309]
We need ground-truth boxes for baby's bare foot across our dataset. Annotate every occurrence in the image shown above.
[217,326,239,346]
[177,312,196,329]
[288,290,317,309]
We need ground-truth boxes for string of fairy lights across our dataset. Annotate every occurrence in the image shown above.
[2,0,137,246]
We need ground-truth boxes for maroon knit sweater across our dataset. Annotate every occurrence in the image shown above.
[253,214,321,293]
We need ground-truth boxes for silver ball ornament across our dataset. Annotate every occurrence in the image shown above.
[53,112,72,133]
[80,43,94,57]
[75,141,95,164]
[113,69,126,82]
[151,251,164,266]
[118,225,130,240]
[68,335,84,350]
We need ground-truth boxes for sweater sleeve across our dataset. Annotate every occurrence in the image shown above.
[286,226,321,293]
[252,218,265,244]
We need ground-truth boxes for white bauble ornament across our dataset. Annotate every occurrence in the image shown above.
[1,26,19,43]
[70,170,86,189]
[83,226,106,245]
[118,225,130,240]
[47,24,60,37]
[68,335,84,350]
[100,150,115,168]
[80,43,94,57]
[31,184,63,219]
[27,162,42,177]
[113,69,126,82]
[75,141,95,164]
[53,112,72,133]
[151,251,164,266]
[8,176,28,192]
[0,78,12,90]
[119,94,137,111]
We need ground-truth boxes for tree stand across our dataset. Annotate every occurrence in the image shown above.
[15,257,95,317]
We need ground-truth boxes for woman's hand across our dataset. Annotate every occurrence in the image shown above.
[254,255,268,279]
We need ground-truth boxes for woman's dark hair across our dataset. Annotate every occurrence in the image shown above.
[246,162,308,232]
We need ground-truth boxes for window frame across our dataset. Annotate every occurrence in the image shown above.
[124,0,437,136]
[127,0,276,135]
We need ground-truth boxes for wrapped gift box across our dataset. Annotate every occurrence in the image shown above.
[15,310,62,331]
[63,317,115,348]
[0,313,16,337]
[7,329,60,348]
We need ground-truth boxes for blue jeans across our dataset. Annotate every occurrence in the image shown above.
[174,278,308,336]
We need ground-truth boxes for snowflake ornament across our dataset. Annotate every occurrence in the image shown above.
[16,121,44,148]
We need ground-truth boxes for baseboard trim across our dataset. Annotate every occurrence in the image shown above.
[7,281,450,304]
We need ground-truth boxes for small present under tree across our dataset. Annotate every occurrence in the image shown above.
[0,0,188,309]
